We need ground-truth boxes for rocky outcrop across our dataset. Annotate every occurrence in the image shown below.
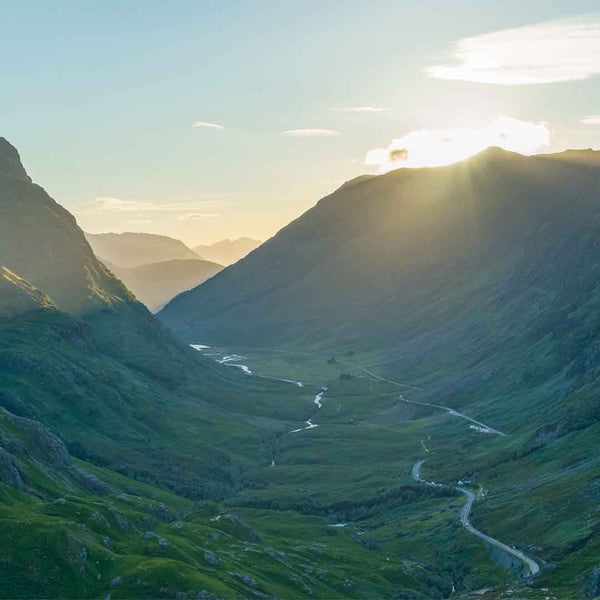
[588,566,600,599]
[0,446,24,490]
[3,409,71,467]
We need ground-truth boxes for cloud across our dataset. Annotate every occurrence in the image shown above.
[80,197,225,215]
[125,218,152,225]
[331,107,388,113]
[282,128,340,136]
[365,116,550,172]
[582,115,600,124]
[427,15,600,85]
[193,121,224,129]
[177,212,221,221]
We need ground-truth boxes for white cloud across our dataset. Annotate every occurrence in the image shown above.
[80,197,224,214]
[365,116,550,172]
[177,212,221,221]
[125,218,152,225]
[582,115,600,124]
[282,128,340,136]
[428,15,600,85]
[331,107,388,113]
[193,121,224,129]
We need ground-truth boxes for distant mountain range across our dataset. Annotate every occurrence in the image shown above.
[108,258,223,312]
[193,237,262,265]
[85,231,199,267]
[84,232,260,310]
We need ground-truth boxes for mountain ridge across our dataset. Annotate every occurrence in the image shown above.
[85,231,199,268]
[193,236,262,265]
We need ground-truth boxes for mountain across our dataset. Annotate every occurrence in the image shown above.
[0,136,313,497]
[160,147,600,355]
[193,237,261,265]
[0,138,463,600]
[159,146,600,432]
[86,231,199,268]
[107,258,223,312]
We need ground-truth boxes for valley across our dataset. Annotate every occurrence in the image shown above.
[2,137,600,598]
[179,340,600,598]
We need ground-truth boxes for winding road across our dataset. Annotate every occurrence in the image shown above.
[412,459,540,576]
[191,343,534,578]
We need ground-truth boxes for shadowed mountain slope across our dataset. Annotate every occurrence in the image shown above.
[160,148,600,348]
[160,148,600,424]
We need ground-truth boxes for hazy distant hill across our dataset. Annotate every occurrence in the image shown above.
[193,236,261,265]
[108,258,223,312]
[86,231,199,267]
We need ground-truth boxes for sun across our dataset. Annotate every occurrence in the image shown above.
[366,116,550,172]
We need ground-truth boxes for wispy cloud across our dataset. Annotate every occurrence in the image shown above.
[582,115,600,124]
[125,218,152,225]
[282,128,340,136]
[79,197,225,215]
[365,116,550,172]
[193,121,224,129]
[331,107,388,113]
[177,212,221,221]
[428,15,600,85]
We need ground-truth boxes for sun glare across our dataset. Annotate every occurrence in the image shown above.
[365,116,550,173]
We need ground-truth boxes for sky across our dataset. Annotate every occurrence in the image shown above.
[2,1,600,245]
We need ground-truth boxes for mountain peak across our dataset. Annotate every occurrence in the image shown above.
[0,137,31,183]
[468,145,523,163]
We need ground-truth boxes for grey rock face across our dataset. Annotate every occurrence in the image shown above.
[3,410,70,466]
[74,468,111,496]
[0,446,24,490]
[204,550,220,566]
[196,590,222,600]
[588,566,600,599]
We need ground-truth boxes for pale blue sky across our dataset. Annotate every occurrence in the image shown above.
[2,1,600,244]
